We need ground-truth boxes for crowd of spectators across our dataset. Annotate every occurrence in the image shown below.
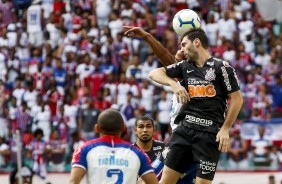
[0,0,281,176]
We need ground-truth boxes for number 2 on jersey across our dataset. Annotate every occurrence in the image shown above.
[107,169,123,184]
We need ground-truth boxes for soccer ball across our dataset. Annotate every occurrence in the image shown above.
[172,9,201,37]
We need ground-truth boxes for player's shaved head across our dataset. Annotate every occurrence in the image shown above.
[97,109,124,134]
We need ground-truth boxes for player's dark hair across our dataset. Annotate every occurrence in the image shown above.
[180,28,209,49]
[135,116,154,127]
[97,109,124,134]
[33,128,44,137]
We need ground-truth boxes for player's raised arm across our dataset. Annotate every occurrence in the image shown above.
[123,26,175,66]
[149,67,189,104]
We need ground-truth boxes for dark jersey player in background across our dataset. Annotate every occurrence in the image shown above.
[134,116,165,181]
[134,116,195,184]
[149,28,243,184]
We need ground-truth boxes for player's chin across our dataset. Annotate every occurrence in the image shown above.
[140,136,152,142]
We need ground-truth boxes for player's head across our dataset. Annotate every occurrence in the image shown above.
[135,116,155,143]
[33,128,44,140]
[180,28,208,61]
[95,109,125,136]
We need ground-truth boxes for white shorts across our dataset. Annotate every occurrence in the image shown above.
[28,31,43,47]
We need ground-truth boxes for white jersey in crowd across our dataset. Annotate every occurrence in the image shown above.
[95,0,111,18]
[117,82,130,105]
[64,104,78,129]
[72,136,153,184]
[23,90,38,108]
[33,108,51,142]
[157,98,172,124]
[27,5,42,33]
[140,86,154,112]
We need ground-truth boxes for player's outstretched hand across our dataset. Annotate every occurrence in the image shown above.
[216,128,230,152]
[171,83,190,104]
[123,26,149,39]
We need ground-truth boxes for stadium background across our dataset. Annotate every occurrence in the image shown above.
[0,0,281,183]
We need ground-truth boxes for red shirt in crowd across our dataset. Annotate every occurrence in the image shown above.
[46,89,62,116]
[84,73,105,97]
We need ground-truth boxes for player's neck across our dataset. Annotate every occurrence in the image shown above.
[196,49,211,67]
[136,139,153,152]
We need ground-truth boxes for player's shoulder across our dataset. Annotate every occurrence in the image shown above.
[152,140,165,148]
[153,139,164,144]
[166,60,189,69]
[78,137,104,151]
[79,136,141,155]
[211,57,231,68]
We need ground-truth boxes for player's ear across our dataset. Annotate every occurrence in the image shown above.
[194,38,200,47]
[95,124,101,133]
[153,124,157,133]
[122,123,127,134]
[133,122,138,134]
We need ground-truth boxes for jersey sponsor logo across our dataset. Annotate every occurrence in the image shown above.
[153,146,163,151]
[205,68,216,81]
[187,78,210,85]
[185,115,213,126]
[98,155,129,167]
[187,70,194,74]
[188,84,216,97]
[199,160,216,172]
[221,66,232,91]
[162,147,170,159]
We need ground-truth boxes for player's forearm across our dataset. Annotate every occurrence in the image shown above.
[144,34,175,66]
[222,91,243,130]
[149,68,178,87]
[70,168,85,184]
[69,178,80,184]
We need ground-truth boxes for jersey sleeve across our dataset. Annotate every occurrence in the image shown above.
[165,61,184,79]
[218,61,240,94]
[151,156,164,180]
[71,145,88,170]
[137,149,154,177]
